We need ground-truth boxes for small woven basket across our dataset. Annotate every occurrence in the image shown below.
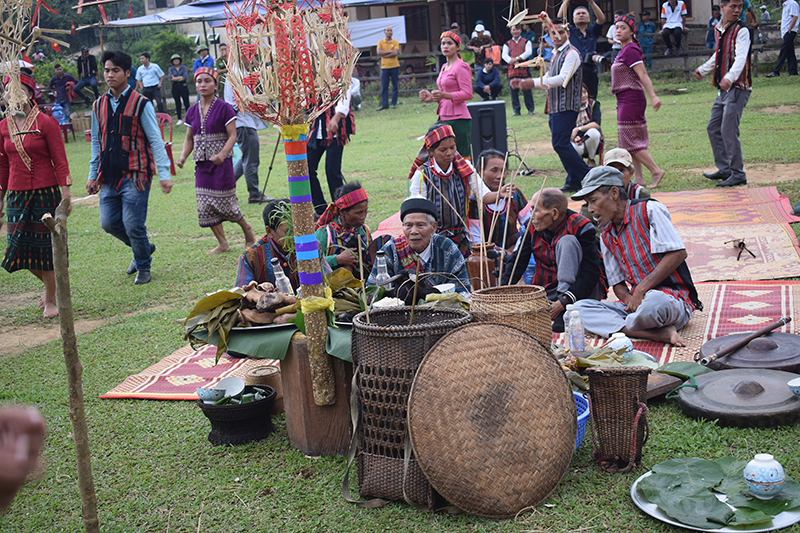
[351,307,472,507]
[470,285,552,347]
[587,366,651,471]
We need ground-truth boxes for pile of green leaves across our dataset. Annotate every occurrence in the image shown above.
[182,288,246,362]
[638,457,800,529]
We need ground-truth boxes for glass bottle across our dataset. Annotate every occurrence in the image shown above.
[374,250,390,286]
[271,257,294,296]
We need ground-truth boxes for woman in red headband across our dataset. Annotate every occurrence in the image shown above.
[419,31,474,159]
[0,72,72,318]
[177,67,256,254]
[315,181,377,276]
[612,14,666,188]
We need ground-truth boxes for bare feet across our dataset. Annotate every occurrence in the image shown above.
[621,325,686,346]
[43,302,58,318]
[633,177,647,187]
[242,222,256,247]
[649,169,666,188]
[207,244,230,255]
[38,295,45,309]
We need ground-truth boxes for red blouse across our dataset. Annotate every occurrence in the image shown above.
[0,110,71,192]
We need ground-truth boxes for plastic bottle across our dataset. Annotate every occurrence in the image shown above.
[569,310,585,353]
[51,103,67,125]
[271,257,294,296]
[564,303,574,333]
[374,250,390,286]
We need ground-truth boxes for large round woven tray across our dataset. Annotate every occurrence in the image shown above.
[470,285,552,347]
[408,323,576,518]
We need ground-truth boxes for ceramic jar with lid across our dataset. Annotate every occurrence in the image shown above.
[608,332,634,360]
[744,453,786,500]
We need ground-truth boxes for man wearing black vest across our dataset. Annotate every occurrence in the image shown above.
[695,0,752,188]
[511,19,591,192]
[502,188,603,332]
[86,50,172,285]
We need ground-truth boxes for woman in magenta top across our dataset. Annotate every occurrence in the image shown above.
[611,15,665,188]
[420,31,473,158]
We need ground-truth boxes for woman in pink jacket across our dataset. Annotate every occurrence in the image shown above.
[420,31,474,159]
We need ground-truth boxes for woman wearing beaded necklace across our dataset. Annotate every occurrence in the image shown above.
[177,67,256,254]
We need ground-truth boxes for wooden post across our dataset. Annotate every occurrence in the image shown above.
[281,124,336,406]
[41,200,100,533]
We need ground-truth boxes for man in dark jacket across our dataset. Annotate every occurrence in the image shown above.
[74,46,99,105]
[503,188,603,331]
[473,58,502,100]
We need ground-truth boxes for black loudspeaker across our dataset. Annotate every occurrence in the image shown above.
[467,100,507,160]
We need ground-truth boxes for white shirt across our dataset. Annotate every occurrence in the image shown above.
[502,37,533,63]
[780,0,800,36]
[601,201,686,287]
[697,20,752,86]
[223,75,266,131]
[314,89,351,139]
[606,25,622,49]
[532,41,580,89]
[661,0,688,29]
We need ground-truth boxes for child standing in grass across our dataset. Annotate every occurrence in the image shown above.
[177,67,255,255]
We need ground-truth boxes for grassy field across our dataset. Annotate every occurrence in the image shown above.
[1,74,799,532]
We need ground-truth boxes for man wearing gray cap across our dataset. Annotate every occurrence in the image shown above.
[572,167,702,346]
[367,197,471,295]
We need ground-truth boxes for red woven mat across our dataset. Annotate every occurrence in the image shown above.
[100,344,278,400]
[553,280,800,365]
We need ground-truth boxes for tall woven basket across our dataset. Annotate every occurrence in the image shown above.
[586,366,651,472]
[351,307,472,507]
[470,285,552,347]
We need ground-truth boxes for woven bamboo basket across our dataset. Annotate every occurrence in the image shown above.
[351,307,472,507]
[470,285,552,347]
[408,323,576,517]
[586,366,651,471]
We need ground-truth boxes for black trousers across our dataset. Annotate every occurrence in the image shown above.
[772,31,798,75]
[171,82,190,120]
[142,86,164,113]
[307,136,345,215]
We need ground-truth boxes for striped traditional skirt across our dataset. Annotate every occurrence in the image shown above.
[616,89,649,154]
[196,186,243,228]
[2,185,61,273]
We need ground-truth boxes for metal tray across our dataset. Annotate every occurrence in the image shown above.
[631,471,800,532]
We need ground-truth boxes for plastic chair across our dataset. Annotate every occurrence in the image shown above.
[60,123,76,143]
[156,112,176,176]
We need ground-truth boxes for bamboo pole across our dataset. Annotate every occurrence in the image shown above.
[357,234,369,324]
[496,162,519,285]
[41,200,100,533]
[281,124,336,406]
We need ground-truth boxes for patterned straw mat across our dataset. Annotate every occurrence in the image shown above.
[553,280,800,365]
[100,344,278,400]
[571,186,800,282]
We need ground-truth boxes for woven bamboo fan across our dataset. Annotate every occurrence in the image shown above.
[408,323,576,517]
[470,285,552,348]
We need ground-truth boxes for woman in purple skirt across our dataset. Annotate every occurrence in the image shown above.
[177,67,256,254]
[612,15,666,188]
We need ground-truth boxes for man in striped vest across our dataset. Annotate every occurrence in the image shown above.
[694,0,752,188]
[86,50,172,285]
[572,167,702,346]
[511,19,590,192]
[503,25,535,115]
[502,188,603,332]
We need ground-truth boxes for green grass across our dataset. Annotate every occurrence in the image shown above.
[1,74,799,532]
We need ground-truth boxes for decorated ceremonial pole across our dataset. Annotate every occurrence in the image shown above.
[225,0,357,406]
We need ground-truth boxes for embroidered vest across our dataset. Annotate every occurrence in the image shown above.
[311,105,356,147]
[94,90,156,191]
[507,38,530,78]
[547,44,582,114]
[713,20,751,91]
[530,210,594,289]
[601,200,702,310]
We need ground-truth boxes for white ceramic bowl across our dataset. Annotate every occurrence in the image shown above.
[434,283,455,294]
[216,377,245,398]
[788,377,800,397]
[196,387,225,403]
